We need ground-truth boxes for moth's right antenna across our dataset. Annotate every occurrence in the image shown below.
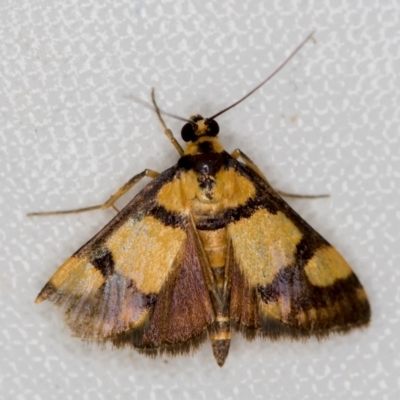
[151,88,184,156]
[208,31,316,121]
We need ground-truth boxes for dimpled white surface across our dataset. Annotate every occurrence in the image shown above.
[1,1,399,399]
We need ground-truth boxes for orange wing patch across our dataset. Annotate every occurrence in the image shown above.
[304,246,353,287]
[36,256,105,304]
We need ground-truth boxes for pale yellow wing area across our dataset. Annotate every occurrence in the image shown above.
[106,216,186,293]
[228,208,303,287]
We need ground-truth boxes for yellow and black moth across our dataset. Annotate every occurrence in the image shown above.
[32,32,370,367]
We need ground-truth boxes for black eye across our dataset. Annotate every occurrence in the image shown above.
[181,123,197,142]
[206,119,219,136]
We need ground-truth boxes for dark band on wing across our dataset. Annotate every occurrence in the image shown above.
[231,260,370,339]
[225,194,279,221]
[257,264,371,335]
[150,205,188,229]
[257,269,364,310]
[92,248,115,277]
[195,158,331,238]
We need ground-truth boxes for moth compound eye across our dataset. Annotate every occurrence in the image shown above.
[181,122,197,142]
[206,120,219,137]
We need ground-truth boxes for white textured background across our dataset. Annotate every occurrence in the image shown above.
[1,1,399,399]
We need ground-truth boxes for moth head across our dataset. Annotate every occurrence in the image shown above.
[181,115,220,142]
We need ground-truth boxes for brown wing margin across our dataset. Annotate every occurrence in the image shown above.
[112,224,216,356]
[228,161,371,340]
[230,255,370,340]
[256,261,370,339]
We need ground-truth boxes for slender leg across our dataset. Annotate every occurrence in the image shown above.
[273,190,329,199]
[231,148,329,199]
[151,88,184,156]
[231,148,269,182]
[27,169,160,216]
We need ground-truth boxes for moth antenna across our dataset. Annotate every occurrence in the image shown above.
[208,30,316,121]
[151,88,170,131]
[124,94,190,123]
[151,88,185,156]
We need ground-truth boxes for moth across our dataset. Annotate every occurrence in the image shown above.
[31,32,370,367]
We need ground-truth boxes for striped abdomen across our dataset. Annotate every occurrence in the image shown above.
[197,227,231,367]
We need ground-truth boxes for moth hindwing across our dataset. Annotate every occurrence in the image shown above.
[34,33,370,367]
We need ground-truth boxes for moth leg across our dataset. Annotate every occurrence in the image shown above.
[231,148,329,199]
[151,88,184,156]
[274,190,329,199]
[231,148,269,182]
[27,169,160,216]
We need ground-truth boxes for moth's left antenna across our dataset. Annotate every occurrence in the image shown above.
[125,94,190,123]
